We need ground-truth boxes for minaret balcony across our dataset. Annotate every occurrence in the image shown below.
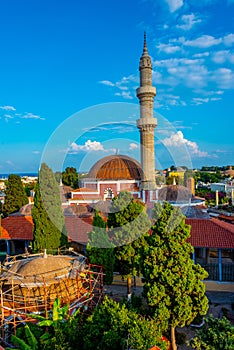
[136,117,157,129]
[136,86,156,98]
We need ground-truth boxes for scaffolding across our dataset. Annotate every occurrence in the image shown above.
[0,250,104,346]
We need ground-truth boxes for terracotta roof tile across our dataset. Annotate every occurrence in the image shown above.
[1,215,33,240]
[0,214,91,245]
[72,188,98,193]
[186,218,234,249]
[65,216,92,244]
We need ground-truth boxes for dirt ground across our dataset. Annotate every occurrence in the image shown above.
[104,283,234,350]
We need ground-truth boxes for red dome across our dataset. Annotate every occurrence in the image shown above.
[88,155,142,180]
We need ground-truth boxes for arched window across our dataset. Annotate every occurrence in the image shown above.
[104,188,113,201]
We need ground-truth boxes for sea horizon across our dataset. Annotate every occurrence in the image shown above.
[0,172,38,179]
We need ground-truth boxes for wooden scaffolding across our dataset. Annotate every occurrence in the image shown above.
[0,250,104,346]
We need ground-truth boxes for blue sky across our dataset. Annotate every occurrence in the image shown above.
[0,0,233,174]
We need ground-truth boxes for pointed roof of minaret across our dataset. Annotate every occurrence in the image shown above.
[139,31,152,69]
[143,31,148,55]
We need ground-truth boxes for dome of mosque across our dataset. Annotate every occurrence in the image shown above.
[3,254,78,284]
[158,185,193,203]
[88,155,142,180]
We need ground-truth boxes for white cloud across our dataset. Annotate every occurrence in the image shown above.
[165,0,184,12]
[157,43,181,54]
[223,33,234,46]
[156,57,204,69]
[99,80,115,87]
[176,13,202,31]
[4,114,14,119]
[212,68,234,89]
[0,105,16,111]
[21,113,45,120]
[99,74,137,99]
[210,97,222,101]
[212,50,234,64]
[158,93,187,107]
[33,150,40,154]
[183,35,222,48]
[192,95,222,105]
[69,140,104,153]
[193,52,210,58]
[167,63,209,88]
[172,121,192,129]
[162,130,208,157]
[192,97,209,105]
[115,91,133,99]
[129,143,138,150]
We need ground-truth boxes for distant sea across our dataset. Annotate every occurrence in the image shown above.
[0,173,38,179]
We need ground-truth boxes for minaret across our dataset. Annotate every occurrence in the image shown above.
[136,33,157,190]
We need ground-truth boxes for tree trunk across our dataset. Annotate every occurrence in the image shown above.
[127,276,132,301]
[171,326,177,350]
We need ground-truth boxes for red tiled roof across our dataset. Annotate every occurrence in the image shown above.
[65,216,92,244]
[71,188,98,193]
[1,215,33,240]
[71,194,102,200]
[186,218,234,249]
[0,214,91,245]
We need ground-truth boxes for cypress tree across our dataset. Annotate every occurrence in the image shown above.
[141,201,209,350]
[32,163,68,252]
[3,174,28,215]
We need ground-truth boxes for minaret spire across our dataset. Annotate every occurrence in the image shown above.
[143,31,148,53]
[136,33,157,190]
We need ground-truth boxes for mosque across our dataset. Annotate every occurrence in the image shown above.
[1,35,233,285]
[67,34,196,208]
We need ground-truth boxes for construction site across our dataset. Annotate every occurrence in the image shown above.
[0,249,104,347]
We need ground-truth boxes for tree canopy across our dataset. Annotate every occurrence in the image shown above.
[86,210,115,285]
[3,174,28,215]
[81,296,168,350]
[107,191,151,296]
[62,167,80,189]
[189,315,234,350]
[32,163,68,252]
[141,201,209,350]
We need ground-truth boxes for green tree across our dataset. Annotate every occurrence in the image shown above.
[86,210,115,285]
[32,163,68,252]
[81,296,168,350]
[107,191,151,297]
[189,315,234,350]
[141,202,209,350]
[8,298,81,350]
[62,167,79,189]
[3,174,28,215]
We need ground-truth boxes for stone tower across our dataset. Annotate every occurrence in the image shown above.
[136,33,157,190]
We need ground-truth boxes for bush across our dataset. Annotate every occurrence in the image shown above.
[189,315,234,350]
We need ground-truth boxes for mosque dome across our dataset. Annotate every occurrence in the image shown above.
[3,254,78,284]
[88,155,142,180]
[158,185,193,203]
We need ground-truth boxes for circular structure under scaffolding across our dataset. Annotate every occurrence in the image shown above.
[0,250,104,344]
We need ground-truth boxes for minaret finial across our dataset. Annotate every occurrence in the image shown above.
[143,31,148,53]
